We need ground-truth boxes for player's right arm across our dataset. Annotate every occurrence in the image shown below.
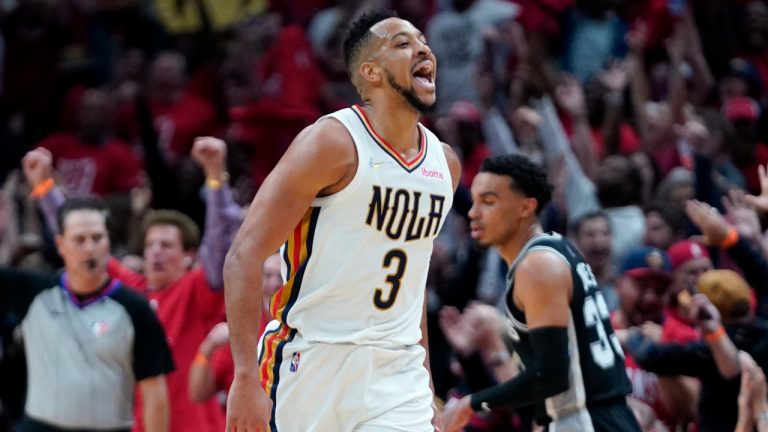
[224,118,356,432]
[443,251,573,432]
[474,251,573,403]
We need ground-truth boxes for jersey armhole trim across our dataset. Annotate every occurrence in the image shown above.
[312,115,366,206]
[505,245,571,332]
[525,246,571,267]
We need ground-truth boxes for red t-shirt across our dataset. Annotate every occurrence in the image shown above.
[515,0,573,36]
[227,100,315,188]
[115,93,218,165]
[559,114,641,160]
[591,123,642,159]
[107,260,226,432]
[623,353,675,425]
[149,94,218,163]
[212,345,234,397]
[742,50,768,98]
[461,142,492,189]
[256,25,325,113]
[212,308,271,397]
[738,142,768,195]
[38,133,143,197]
[662,308,700,343]
[652,146,676,178]
[639,0,677,49]
[611,312,676,427]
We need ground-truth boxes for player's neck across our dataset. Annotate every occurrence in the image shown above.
[499,222,543,267]
[359,100,421,156]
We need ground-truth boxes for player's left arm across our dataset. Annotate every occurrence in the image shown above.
[419,292,442,430]
[422,144,460,429]
[442,142,462,193]
[421,145,461,360]
[420,143,460,363]
[443,251,572,431]
[473,251,573,406]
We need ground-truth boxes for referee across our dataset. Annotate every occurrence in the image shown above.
[3,196,174,432]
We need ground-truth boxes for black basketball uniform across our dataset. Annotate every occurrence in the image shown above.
[505,232,640,432]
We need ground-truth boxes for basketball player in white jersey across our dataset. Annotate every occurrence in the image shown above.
[223,10,461,432]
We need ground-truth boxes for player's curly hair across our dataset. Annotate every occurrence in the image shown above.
[342,10,398,76]
[480,154,552,215]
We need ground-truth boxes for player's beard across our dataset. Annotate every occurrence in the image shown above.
[385,70,435,113]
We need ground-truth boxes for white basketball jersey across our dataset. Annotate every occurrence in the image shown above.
[270,105,454,347]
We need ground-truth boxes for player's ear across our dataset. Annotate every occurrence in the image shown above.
[54,234,64,254]
[520,197,538,219]
[359,61,382,86]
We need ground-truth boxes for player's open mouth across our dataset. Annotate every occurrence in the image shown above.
[470,226,483,238]
[412,61,435,89]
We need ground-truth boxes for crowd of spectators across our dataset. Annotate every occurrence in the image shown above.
[3,0,768,431]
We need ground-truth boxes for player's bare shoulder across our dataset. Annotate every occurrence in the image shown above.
[285,117,358,195]
[514,250,574,305]
[441,142,462,192]
[291,117,356,163]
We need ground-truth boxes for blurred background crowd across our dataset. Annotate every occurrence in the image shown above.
[3,0,768,431]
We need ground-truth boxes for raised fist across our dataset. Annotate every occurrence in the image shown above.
[22,148,54,188]
[192,137,227,180]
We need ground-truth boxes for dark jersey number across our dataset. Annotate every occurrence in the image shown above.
[373,249,407,310]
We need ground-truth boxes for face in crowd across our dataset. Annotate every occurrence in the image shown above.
[144,224,194,290]
[262,253,283,308]
[616,274,670,326]
[572,215,612,275]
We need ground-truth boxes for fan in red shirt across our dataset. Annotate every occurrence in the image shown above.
[116,52,219,166]
[664,240,714,343]
[227,23,324,189]
[612,247,699,430]
[24,137,242,432]
[736,1,768,98]
[722,96,768,195]
[37,88,144,197]
[187,252,284,404]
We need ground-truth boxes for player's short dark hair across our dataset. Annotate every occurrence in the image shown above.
[480,154,552,215]
[143,210,200,250]
[57,196,109,234]
[342,10,398,76]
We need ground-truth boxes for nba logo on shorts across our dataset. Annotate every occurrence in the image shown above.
[290,352,300,372]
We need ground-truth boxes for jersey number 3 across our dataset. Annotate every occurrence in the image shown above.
[374,249,407,310]
[577,262,624,369]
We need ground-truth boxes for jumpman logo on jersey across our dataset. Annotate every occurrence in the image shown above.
[369,157,391,168]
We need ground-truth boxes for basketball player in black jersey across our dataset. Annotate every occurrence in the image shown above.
[443,154,640,432]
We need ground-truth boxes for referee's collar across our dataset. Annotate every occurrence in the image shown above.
[59,273,121,309]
